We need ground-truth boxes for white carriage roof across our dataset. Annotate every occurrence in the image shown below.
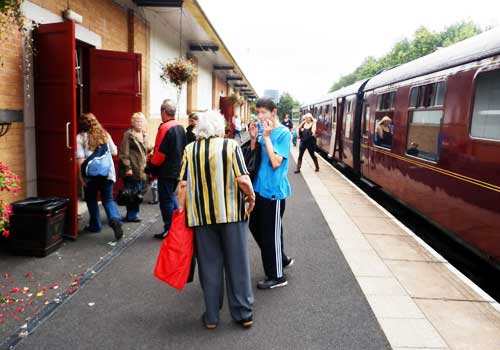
[364,26,500,90]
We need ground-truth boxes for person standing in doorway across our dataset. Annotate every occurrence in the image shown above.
[76,113,123,240]
[119,112,149,222]
[232,114,242,143]
[295,113,319,173]
[150,99,187,239]
[249,97,294,289]
[186,112,198,144]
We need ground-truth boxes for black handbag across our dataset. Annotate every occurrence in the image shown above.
[117,187,144,206]
[241,140,261,181]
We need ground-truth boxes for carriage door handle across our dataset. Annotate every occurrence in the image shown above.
[66,122,72,150]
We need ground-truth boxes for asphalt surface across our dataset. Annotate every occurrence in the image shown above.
[15,162,390,350]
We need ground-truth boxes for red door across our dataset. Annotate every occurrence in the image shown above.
[89,49,142,193]
[219,97,234,137]
[33,21,78,239]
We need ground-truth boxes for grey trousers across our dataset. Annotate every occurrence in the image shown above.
[195,221,254,324]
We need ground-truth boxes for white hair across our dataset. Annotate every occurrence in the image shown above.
[194,110,226,139]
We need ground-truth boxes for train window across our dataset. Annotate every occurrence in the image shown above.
[363,106,370,134]
[406,110,442,161]
[374,116,394,148]
[471,70,500,141]
[409,87,419,107]
[347,100,352,113]
[434,81,446,106]
[376,91,396,110]
[409,82,446,108]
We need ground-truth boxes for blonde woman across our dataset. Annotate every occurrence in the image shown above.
[76,113,123,240]
[376,116,393,147]
[295,113,319,173]
[119,112,149,222]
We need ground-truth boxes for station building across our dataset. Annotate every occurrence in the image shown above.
[0,0,257,238]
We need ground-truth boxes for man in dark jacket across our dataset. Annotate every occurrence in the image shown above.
[150,99,187,239]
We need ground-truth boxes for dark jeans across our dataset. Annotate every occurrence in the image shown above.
[298,141,317,162]
[124,178,143,221]
[84,178,122,232]
[158,178,178,233]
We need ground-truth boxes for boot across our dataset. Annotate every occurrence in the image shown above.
[294,159,302,173]
[313,158,320,172]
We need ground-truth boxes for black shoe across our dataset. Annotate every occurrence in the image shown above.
[83,226,100,234]
[257,277,288,290]
[236,316,253,329]
[148,200,158,205]
[283,257,294,269]
[110,220,123,240]
[294,169,300,173]
[153,231,168,239]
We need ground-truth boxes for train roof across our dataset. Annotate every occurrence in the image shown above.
[365,26,500,90]
[334,79,369,98]
[302,92,336,107]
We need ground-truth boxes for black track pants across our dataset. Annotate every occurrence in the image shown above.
[249,194,287,279]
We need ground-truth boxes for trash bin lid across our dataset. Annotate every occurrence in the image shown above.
[11,197,69,214]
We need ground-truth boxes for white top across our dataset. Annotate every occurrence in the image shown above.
[233,117,242,131]
[76,132,117,182]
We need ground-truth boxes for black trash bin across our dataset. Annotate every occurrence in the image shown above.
[8,197,69,257]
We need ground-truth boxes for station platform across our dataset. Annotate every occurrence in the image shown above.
[290,146,500,350]
[2,145,499,350]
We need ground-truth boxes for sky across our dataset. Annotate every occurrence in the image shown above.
[197,0,500,104]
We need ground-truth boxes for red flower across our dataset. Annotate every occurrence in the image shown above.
[2,230,9,238]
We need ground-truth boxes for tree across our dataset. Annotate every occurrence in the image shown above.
[277,93,301,120]
[329,21,483,92]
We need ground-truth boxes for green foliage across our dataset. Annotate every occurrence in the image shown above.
[329,21,483,92]
[277,93,301,120]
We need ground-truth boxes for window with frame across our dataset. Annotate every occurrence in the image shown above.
[363,105,370,134]
[376,91,396,111]
[409,81,446,108]
[344,98,353,139]
[470,69,500,141]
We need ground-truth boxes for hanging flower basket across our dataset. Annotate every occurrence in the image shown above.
[160,57,198,88]
[227,94,239,106]
[0,161,21,239]
[159,57,198,118]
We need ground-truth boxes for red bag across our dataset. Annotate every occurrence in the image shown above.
[154,209,194,290]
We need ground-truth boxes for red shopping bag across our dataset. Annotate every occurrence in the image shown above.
[154,209,194,290]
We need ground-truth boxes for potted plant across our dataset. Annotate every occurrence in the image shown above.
[160,57,198,117]
[0,161,21,238]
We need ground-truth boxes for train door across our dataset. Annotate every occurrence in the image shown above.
[333,97,344,162]
[328,103,337,158]
[360,94,372,176]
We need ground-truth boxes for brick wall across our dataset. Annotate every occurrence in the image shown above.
[0,0,150,205]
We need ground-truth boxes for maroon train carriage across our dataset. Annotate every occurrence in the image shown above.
[309,27,500,269]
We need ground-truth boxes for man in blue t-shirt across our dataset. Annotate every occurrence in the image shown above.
[249,97,293,289]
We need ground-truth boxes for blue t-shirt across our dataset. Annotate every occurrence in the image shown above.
[254,124,292,200]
